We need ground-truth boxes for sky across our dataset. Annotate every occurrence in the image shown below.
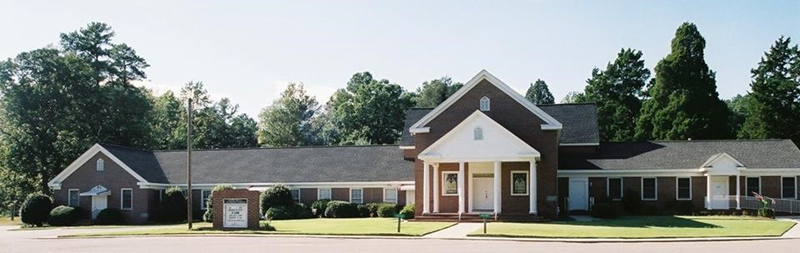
[1,0,798,117]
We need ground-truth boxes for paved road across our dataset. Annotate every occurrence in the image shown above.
[3,226,799,253]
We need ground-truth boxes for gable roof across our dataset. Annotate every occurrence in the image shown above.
[400,108,433,147]
[409,70,562,133]
[559,139,800,170]
[539,103,599,145]
[48,144,151,189]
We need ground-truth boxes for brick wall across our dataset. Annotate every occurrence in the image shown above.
[212,189,260,230]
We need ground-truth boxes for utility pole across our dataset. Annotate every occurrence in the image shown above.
[187,98,193,230]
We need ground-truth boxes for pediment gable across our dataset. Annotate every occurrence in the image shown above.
[701,152,746,175]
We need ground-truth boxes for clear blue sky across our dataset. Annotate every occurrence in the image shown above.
[1,0,798,117]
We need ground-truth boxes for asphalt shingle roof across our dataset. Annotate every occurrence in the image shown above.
[100,144,414,184]
[559,140,800,170]
[399,108,433,146]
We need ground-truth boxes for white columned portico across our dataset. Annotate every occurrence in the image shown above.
[423,161,430,214]
[529,160,537,214]
[433,163,440,213]
[705,174,712,209]
[493,161,502,214]
[736,175,741,210]
[458,161,466,214]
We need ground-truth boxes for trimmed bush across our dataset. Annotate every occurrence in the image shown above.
[311,199,331,217]
[324,201,359,218]
[376,204,397,217]
[260,185,294,214]
[21,193,52,227]
[203,184,234,222]
[294,203,315,219]
[399,204,414,219]
[159,186,187,223]
[265,206,293,220]
[662,200,697,215]
[95,208,123,225]
[357,204,371,217]
[621,188,642,215]
[590,203,617,219]
[48,205,81,226]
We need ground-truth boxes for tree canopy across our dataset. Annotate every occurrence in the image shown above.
[525,79,555,105]
[414,77,463,107]
[258,83,321,147]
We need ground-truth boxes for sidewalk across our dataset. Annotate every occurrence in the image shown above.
[423,223,483,239]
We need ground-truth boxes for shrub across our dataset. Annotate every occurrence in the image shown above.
[265,206,293,220]
[260,185,294,214]
[159,186,187,223]
[590,203,618,219]
[376,204,398,217]
[356,204,371,217]
[203,184,234,222]
[294,203,315,219]
[399,204,414,219]
[662,200,697,215]
[621,188,642,215]
[324,201,359,218]
[311,199,331,217]
[48,205,81,226]
[21,193,52,227]
[758,207,775,218]
[95,208,123,225]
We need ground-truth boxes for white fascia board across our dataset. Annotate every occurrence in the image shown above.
[399,146,416,150]
[409,70,562,132]
[138,181,416,189]
[558,169,703,177]
[409,127,430,134]
[559,142,600,146]
[48,144,150,188]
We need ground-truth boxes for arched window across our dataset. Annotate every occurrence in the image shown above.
[474,127,484,140]
[96,158,105,172]
[480,96,490,111]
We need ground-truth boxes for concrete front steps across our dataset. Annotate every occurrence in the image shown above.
[414,213,548,222]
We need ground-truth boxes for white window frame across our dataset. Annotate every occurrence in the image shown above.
[68,189,80,207]
[641,177,657,201]
[442,171,459,196]
[510,171,529,196]
[120,188,133,210]
[200,190,211,210]
[350,188,363,204]
[318,188,332,200]
[290,189,301,203]
[607,178,623,200]
[746,177,761,196]
[781,177,797,199]
[96,158,105,171]
[676,177,692,200]
[479,96,490,111]
[384,188,398,204]
[474,127,484,140]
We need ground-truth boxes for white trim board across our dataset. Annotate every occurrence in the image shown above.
[409,70,562,133]
[48,144,149,190]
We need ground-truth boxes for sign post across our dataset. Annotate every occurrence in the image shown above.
[395,213,405,233]
[479,213,490,234]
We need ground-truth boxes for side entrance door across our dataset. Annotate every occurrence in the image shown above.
[472,174,494,211]
[568,177,589,211]
[91,195,108,220]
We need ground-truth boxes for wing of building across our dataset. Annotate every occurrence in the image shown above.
[49,70,800,223]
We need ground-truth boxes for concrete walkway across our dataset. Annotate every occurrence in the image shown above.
[424,223,483,239]
[778,216,800,238]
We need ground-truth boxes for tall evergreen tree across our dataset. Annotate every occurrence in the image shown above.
[726,94,750,137]
[561,91,585,104]
[414,77,463,107]
[635,23,732,140]
[525,79,555,105]
[583,49,650,141]
[739,37,800,144]
[257,83,320,147]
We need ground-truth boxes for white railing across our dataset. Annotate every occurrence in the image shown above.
[710,195,800,214]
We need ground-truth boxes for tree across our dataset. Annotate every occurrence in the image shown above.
[414,77,463,107]
[582,49,651,141]
[739,37,800,144]
[726,94,750,137]
[327,72,415,144]
[525,79,555,105]
[635,23,732,140]
[561,91,585,104]
[257,83,320,147]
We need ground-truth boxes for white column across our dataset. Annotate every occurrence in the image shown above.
[433,163,440,213]
[493,161,502,214]
[706,174,712,210]
[423,161,430,214]
[458,161,465,214]
[736,175,741,210]
[529,160,537,214]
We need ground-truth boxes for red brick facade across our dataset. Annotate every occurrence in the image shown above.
[211,189,260,230]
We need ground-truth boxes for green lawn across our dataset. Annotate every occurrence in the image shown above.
[469,216,796,239]
[63,218,454,237]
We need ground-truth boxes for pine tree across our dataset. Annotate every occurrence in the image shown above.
[525,79,555,105]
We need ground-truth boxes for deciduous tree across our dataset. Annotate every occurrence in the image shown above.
[525,79,555,105]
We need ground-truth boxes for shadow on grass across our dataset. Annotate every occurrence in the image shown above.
[562,216,722,228]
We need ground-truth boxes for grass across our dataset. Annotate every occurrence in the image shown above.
[469,216,796,239]
[62,218,455,238]
[0,215,21,226]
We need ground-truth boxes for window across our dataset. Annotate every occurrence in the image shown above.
[511,171,528,196]
[479,96,490,111]
[641,178,657,200]
[474,127,484,140]
[442,172,459,196]
[121,188,133,210]
[96,158,105,171]
[350,188,363,204]
[200,190,212,210]
[607,178,623,200]
[290,189,300,203]
[677,177,692,200]
[782,177,797,199]
[318,188,332,200]
[68,189,80,207]
[384,188,398,204]
[747,177,761,196]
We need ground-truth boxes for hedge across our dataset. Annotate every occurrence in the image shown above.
[48,205,81,226]
[311,199,331,217]
[95,208,123,225]
[265,203,315,220]
[399,204,414,219]
[21,193,52,227]
[324,201,359,218]
[260,185,294,214]
[159,186,187,222]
